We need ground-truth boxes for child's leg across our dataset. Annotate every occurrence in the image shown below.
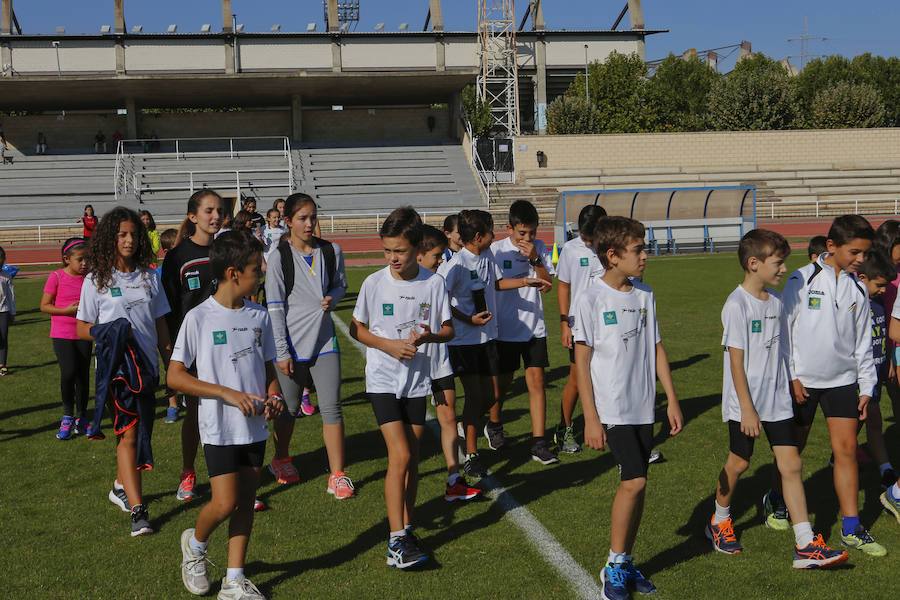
[491,372,514,424]
[560,362,578,427]
[226,467,262,569]
[524,367,547,438]
[168,393,179,409]
[403,423,426,527]
[181,397,201,471]
[434,389,460,474]
[272,367,300,460]
[772,445,810,526]
[459,373,485,454]
[716,452,750,510]
[74,340,92,419]
[0,312,9,366]
[865,403,891,468]
[52,339,77,416]
[311,353,346,474]
[827,416,861,519]
[611,477,646,555]
[380,421,414,532]
[195,472,240,543]
[117,426,143,507]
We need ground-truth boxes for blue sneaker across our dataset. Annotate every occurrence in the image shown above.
[165,406,179,424]
[601,563,630,600]
[56,416,75,440]
[86,422,105,440]
[386,535,428,570]
[623,561,657,594]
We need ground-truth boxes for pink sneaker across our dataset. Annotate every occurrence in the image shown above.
[327,471,355,500]
[299,389,317,417]
[176,470,196,501]
[268,457,300,485]
[253,497,267,512]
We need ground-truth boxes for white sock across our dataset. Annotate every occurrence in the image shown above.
[225,568,244,582]
[448,472,462,486]
[114,480,124,491]
[607,550,627,565]
[189,534,208,555]
[879,462,894,476]
[389,529,406,542]
[793,521,814,548]
[713,501,730,525]
[892,483,900,500]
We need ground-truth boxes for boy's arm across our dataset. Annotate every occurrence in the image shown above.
[349,318,417,361]
[496,276,551,292]
[263,250,292,368]
[76,320,94,342]
[323,245,348,308]
[854,300,876,420]
[263,360,285,420]
[410,320,454,346]
[727,347,760,437]
[558,281,572,348]
[575,342,605,450]
[781,272,809,403]
[655,342,683,435]
[166,360,263,416]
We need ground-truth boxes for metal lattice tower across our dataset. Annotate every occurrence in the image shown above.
[477,0,520,137]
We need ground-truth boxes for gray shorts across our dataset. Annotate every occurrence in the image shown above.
[276,352,343,424]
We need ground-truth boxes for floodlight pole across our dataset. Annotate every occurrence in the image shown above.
[52,40,61,77]
[584,45,589,104]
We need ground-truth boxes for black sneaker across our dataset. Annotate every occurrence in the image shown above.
[463,452,488,479]
[483,422,506,450]
[386,535,428,569]
[881,468,898,491]
[530,439,559,465]
[130,504,153,537]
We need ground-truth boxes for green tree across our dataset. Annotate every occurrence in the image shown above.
[645,55,720,131]
[461,84,493,138]
[851,54,900,126]
[566,51,654,133]
[707,54,800,130]
[795,55,861,120]
[546,96,602,134]
[810,81,885,129]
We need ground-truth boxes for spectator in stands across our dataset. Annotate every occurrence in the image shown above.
[0,131,12,165]
[36,132,48,155]
[77,205,98,239]
[140,210,161,256]
[94,130,107,154]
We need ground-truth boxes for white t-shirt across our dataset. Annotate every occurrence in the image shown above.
[77,268,170,377]
[353,266,453,398]
[556,237,605,322]
[721,286,794,423]
[572,277,660,425]
[263,225,286,254]
[426,272,454,381]
[437,247,502,345]
[490,236,554,342]
[171,297,276,446]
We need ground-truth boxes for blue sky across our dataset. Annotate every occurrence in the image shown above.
[12,0,900,68]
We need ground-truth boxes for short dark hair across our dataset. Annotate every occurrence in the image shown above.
[380,206,423,247]
[578,204,608,236]
[210,229,263,280]
[419,224,448,252]
[592,216,645,268]
[508,200,539,228]
[807,235,827,259]
[857,250,897,282]
[234,210,253,230]
[458,209,494,243]
[738,229,791,271]
[160,228,178,251]
[442,213,459,234]
[828,214,874,246]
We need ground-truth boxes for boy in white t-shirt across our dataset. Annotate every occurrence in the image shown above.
[168,230,285,599]
[555,204,607,454]
[351,207,454,569]
[437,209,550,479]
[707,229,847,569]
[572,216,682,599]
[489,200,558,465]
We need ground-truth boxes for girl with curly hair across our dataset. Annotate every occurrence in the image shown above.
[76,206,172,537]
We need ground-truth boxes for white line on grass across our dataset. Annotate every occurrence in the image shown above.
[332,314,603,600]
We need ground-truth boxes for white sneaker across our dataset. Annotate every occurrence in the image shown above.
[217,577,266,600]
[180,528,211,595]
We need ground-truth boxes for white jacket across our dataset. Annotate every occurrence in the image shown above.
[0,273,14,314]
[782,254,876,397]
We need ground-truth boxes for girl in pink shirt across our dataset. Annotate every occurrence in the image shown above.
[40,238,91,440]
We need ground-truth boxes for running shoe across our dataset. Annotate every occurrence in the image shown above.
[483,422,506,450]
[648,449,662,464]
[600,563,629,600]
[130,504,153,537]
[792,534,849,569]
[109,482,130,513]
[880,488,900,524]
[253,497,267,512]
[299,389,317,417]
[880,469,897,491]
[555,425,581,454]
[268,457,300,485]
[622,560,657,594]
[217,577,265,600]
[165,406,179,424]
[176,470,197,502]
[444,477,482,502]
[463,453,488,479]
[327,471,356,500]
[386,535,429,570]
[180,528,211,595]
[531,439,560,465]
[841,525,887,557]
[705,516,743,555]
[74,417,87,435]
[762,490,790,530]
[86,422,104,440]
[56,416,75,440]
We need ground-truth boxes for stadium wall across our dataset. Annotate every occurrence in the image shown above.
[514,128,900,174]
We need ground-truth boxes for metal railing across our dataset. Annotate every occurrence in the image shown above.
[464,119,492,206]
[758,198,900,219]
[133,167,294,200]
[0,218,184,246]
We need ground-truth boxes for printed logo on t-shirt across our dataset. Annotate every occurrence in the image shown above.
[382,303,394,316]
[603,311,617,326]
[469,270,478,280]
[110,287,122,297]
[187,276,200,291]
[579,258,589,267]
[808,296,821,310]
[418,302,431,321]
[751,320,762,333]
[212,330,227,345]
[503,260,512,269]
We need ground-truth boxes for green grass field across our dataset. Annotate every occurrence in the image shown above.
[2,253,898,599]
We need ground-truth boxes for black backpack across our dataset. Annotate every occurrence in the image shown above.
[277,237,336,302]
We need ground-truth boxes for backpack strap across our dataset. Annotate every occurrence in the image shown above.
[277,239,295,301]
[313,236,337,291]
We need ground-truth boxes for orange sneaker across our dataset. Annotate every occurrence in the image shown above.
[176,470,196,502]
[705,516,743,554]
[444,478,482,502]
[327,471,355,499]
[268,457,300,485]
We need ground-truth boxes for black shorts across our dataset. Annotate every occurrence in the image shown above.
[449,341,499,377]
[872,379,885,405]
[497,337,549,373]
[793,384,860,426]
[204,441,267,478]
[604,423,653,481]
[568,345,576,364]
[370,393,426,426]
[431,375,455,396]
[728,419,798,461]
